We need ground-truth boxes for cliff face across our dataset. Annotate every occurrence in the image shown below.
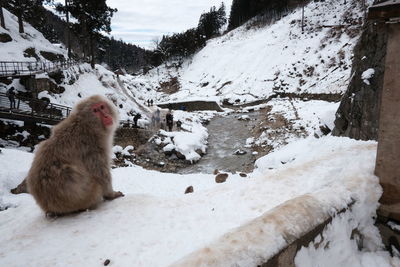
[332,22,388,140]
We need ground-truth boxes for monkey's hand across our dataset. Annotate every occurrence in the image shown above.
[104,191,124,201]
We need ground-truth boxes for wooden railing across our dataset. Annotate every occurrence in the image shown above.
[0,92,72,123]
[0,93,145,127]
[0,59,79,78]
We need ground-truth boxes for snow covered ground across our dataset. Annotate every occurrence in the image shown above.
[1,0,398,265]
[0,136,398,266]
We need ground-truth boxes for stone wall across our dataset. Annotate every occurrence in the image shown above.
[114,127,152,148]
[332,22,388,140]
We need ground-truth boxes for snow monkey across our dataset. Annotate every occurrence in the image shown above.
[27,95,124,216]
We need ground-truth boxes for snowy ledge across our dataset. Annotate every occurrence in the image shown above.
[172,195,354,266]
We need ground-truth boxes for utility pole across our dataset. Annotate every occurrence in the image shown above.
[65,0,72,58]
[363,0,367,21]
[301,5,305,34]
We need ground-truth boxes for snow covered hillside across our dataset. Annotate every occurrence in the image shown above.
[0,8,158,122]
[37,63,154,121]
[0,9,66,62]
[1,136,398,266]
[137,0,369,104]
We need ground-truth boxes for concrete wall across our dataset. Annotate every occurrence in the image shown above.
[172,196,354,267]
[157,101,223,112]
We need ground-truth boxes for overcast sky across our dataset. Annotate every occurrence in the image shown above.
[107,0,232,49]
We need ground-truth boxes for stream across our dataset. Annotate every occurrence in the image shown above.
[178,111,261,174]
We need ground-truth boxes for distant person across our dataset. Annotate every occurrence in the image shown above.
[150,109,161,130]
[6,87,16,110]
[150,99,154,106]
[166,110,174,131]
[176,120,182,130]
[155,109,161,127]
[151,114,156,129]
[133,113,141,127]
[147,99,150,107]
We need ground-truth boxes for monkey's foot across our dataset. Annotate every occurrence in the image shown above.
[104,191,124,201]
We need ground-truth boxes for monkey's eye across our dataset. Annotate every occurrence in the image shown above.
[93,108,98,112]
[100,105,104,110]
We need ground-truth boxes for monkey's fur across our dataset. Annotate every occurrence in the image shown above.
[27,95,124,215]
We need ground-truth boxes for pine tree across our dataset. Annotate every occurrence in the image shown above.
[198,3,227,39]
[60,0,117,68]
[8,0,45,33]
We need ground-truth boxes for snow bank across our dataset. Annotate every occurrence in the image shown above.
[295,202,400,267]
[0,136,391,266]
[154,110,210,162]
[173,136,385,266]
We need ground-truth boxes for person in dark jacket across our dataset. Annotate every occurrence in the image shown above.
[166,111,174,131]
[133,113,141,127]
[176,120,182,130]
[6,87,16,110]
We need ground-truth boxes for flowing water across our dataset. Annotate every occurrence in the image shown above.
[178,111,261,174]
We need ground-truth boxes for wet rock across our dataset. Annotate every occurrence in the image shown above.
[238,115,250,121]
[104,259,111,266]
[158,161,165,167]
[175,151,186,160]
[184,186,194,194]
[23,47,38,59]
[195,149,205,156]
[215,173,229,183]
[0,33,12,43]
[234,149,247,155]
[163,149,174,156]
[40,51,65,62]
[319,124,331,135]
[239,173,247,177]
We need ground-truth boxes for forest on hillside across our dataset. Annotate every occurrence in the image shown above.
[0,0,307,72]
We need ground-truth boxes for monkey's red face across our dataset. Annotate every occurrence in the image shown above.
[91,102,113,127]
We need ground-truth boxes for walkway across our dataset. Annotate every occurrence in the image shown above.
[0,60,78,78]
[0,92,71,125]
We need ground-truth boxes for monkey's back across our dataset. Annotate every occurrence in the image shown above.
[27,134,103,214]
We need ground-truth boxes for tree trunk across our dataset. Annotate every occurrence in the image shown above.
[17,10,24,33]
[90,35,95,68]
[0,6,5,29]
[65,0,71,58]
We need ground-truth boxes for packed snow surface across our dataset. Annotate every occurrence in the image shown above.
[0,136,394,266]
